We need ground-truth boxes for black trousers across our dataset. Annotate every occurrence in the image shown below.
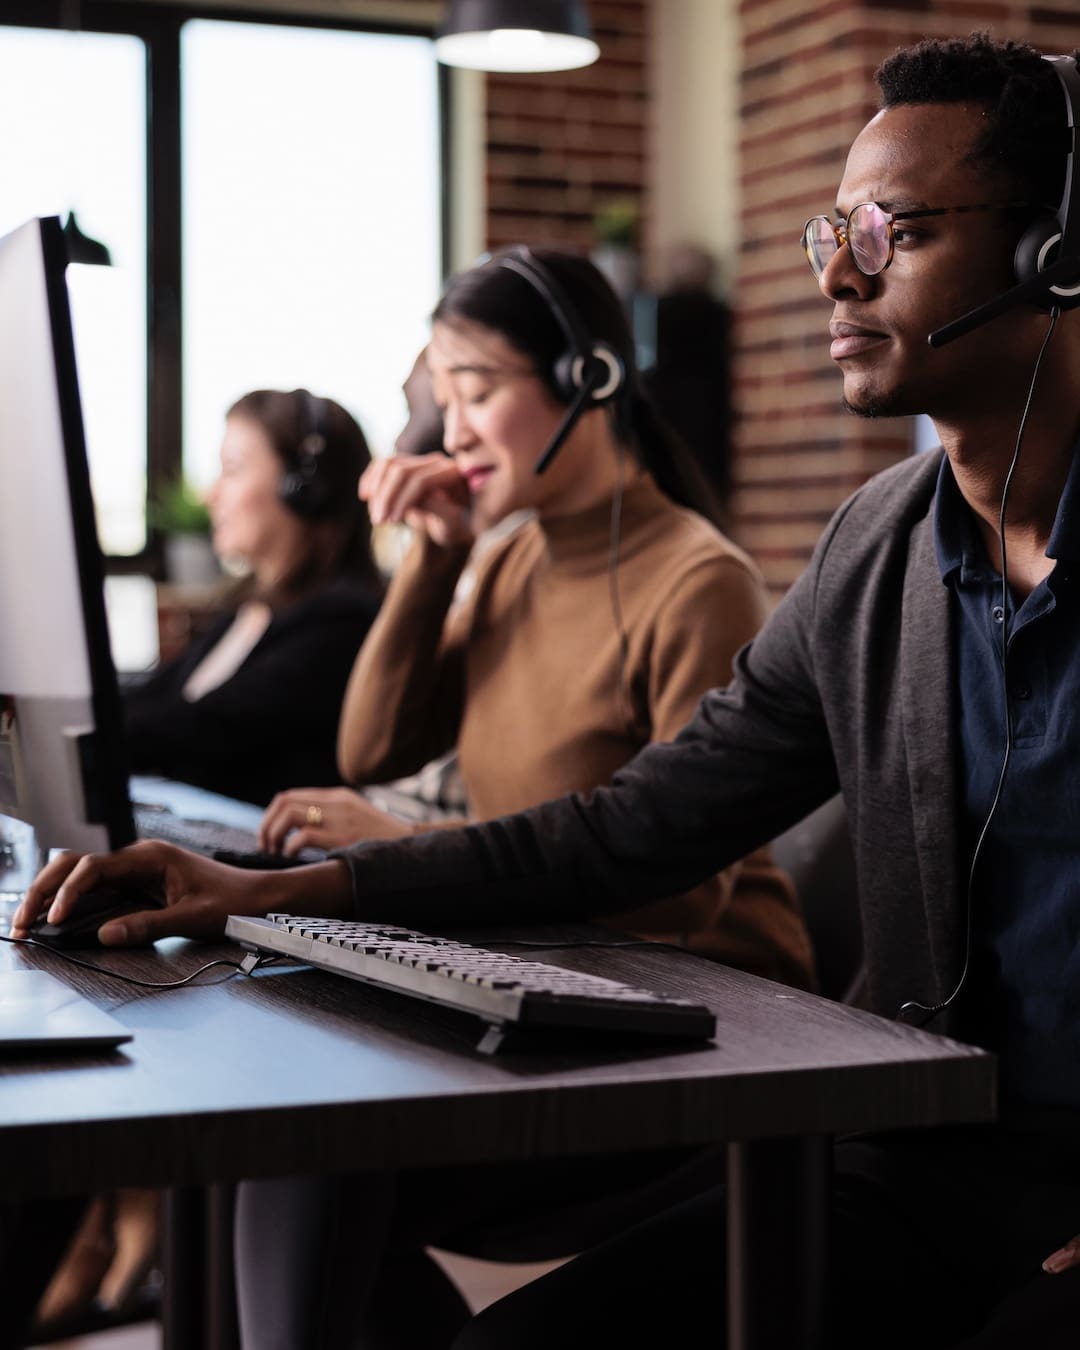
[452,1122,1080,1350]
[233,1145,728,1350]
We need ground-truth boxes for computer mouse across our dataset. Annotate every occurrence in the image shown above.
[28,886,166,949]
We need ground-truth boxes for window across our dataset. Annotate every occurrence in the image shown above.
[0,8,443,560]
[0,25,147,554]
[181,19,442,487]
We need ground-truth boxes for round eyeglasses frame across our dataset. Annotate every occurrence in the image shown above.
[801,201,1035,279]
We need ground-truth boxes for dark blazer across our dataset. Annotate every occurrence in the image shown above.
[337,453,961,1029]
[124,575,381,806]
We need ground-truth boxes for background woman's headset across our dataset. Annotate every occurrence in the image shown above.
[278,389,331,517]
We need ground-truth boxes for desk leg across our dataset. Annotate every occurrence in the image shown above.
[726,1135,830,1350]
[163,1187,206,1350]
[162,1185,240,1350]
[206,1183,240,1350]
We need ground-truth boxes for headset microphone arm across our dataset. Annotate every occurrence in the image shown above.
[533,365,605,476]
[928,256,1080,347]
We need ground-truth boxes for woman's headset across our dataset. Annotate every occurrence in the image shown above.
[496,248,627,474]
[278,389,330,518]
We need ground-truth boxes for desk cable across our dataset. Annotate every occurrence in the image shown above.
[0,932,277,989]
[0,928,688,990]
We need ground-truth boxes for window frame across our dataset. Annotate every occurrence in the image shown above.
[1,2,449,575]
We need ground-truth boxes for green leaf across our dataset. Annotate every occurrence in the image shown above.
[149,478,211,534]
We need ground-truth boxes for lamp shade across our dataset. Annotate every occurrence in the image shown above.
[435,0,599,73]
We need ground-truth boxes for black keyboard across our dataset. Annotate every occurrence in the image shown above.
[225,914,717,1053]
[133,805,325,866]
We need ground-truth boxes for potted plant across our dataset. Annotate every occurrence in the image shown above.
[592,198,641,302]
[150,478,219,585]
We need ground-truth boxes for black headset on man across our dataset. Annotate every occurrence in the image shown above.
[900,53,1080,1026]
[929,53,1080,347]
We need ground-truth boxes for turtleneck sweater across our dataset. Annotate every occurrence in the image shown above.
[339,474,814,989]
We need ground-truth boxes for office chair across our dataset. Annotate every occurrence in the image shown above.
[770,795,865,1005]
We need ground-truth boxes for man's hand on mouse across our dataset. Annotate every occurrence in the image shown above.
[10,842,354,946]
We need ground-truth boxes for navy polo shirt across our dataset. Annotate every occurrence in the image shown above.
[934,451,1080,1108]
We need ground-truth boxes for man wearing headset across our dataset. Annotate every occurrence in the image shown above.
[16,31,1080,1348]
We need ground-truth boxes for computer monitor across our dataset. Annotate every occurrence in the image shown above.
[0,216,135,858]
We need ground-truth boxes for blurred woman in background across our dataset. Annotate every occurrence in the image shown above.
[123,388,383,805]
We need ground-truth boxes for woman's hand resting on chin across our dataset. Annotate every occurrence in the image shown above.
[359,453,474,549]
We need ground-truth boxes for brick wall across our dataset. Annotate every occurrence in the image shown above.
[398,0,1080,594]
[392,0,649,250]
[482,0,650,251]
[733,1,1080,593]
[385,0,649,245]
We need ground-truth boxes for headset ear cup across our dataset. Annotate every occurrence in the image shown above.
[279,397,330,517]
[279,459,328,517]
[1018,221,1080,310]
[279,469,312,516]
[586,344,625,402]
[552,352,580,403]
[1014,215,1065,310]
[554,345,625,405]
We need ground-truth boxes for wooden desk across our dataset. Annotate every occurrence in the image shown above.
[0,926,995,1349]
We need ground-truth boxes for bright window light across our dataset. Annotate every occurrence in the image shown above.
[0,25,147,555]
[181,20,443,487]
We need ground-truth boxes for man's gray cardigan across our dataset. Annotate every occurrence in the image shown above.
[339,451,963,1030]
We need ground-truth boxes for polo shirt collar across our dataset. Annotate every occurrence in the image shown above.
[933,436,1080,586]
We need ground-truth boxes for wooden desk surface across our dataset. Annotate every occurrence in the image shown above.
[0,925,995,1199]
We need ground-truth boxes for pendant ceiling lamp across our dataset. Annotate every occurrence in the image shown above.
[435,1,599,73]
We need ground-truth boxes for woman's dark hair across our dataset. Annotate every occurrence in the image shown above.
[227,388,383,603]
[876,33,1072,210]
[431,247,724,526]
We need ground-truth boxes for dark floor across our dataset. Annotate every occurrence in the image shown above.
[29,1251,566,1349]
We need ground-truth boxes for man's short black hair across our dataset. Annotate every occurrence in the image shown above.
[875,32,1072,210]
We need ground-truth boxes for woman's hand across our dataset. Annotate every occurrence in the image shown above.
[9,842,353,946]
[359,453,474,549]
[258,787,414,856]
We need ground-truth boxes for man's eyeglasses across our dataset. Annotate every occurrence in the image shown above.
[801,201,1033,279]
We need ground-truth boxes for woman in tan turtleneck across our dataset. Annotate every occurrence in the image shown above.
[22,249,817,1350]
[225,255,816,1350]
[259,248,812,988]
